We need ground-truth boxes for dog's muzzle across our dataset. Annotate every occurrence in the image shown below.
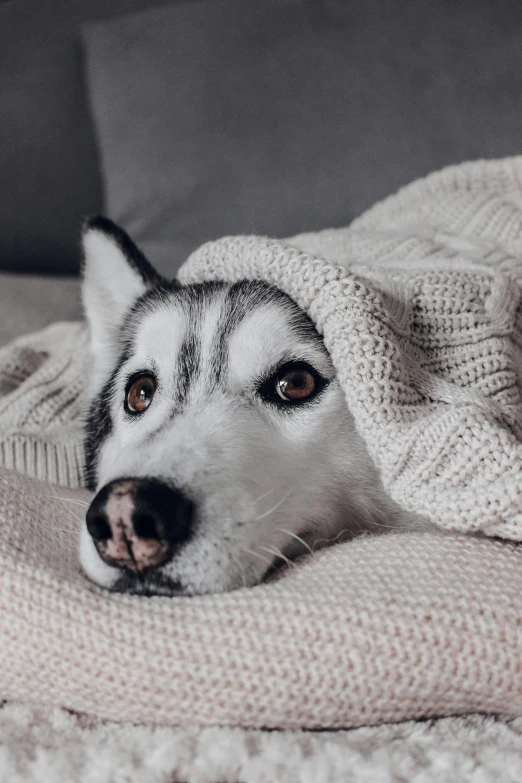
[86,477,194,572]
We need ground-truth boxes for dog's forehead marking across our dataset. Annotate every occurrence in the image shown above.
[227,303,331,388]
[133,286,229,404]
[133,302,186,365]
[123,280,330,404]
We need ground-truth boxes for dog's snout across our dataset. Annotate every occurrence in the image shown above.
[86,478,194,572]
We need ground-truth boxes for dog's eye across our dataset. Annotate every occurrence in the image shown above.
[276,366,316,401]
[260,361,323,405]
[126,374,157,414]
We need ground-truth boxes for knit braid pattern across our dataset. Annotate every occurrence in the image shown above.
[1,158,522,538]
[0,322,87,487]
[180,157,522,540]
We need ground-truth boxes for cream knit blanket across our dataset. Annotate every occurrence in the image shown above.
[2,159,522,537]
[0,467,521,727]
[1,158,522,729]
[181,157,522,541]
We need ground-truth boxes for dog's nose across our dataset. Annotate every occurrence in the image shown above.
[86,478,194,572]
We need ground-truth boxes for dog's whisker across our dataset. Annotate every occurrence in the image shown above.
[253,489,276,505]
[46,496,90,508]
[225,491,276,529]
[64,508,85,526]
[366,518,398,530]
[230,553,249,588]
[312,527,353,550]
[75,257,411,597]
[46,487,86,527]
[243,548,274,567]
[253,490,291,522]
[259,545,296,568]
[278,528,314,556]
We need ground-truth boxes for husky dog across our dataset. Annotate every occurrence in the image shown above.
[80,217,407,596]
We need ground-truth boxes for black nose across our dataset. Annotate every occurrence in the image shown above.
[86,478,194,572]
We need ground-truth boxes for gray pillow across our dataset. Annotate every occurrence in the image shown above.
[83,0,522,277]
[0,0,182,274]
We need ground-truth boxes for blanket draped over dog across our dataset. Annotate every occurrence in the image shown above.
[3,158,522,537]
[181,159,522,541]
[1,157,522,728]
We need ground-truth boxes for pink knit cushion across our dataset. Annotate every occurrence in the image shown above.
[0,466,520,728]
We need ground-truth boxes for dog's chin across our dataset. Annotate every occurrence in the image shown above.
[111,570,186,597]
[108,569,255,597]
[108,561,275,597]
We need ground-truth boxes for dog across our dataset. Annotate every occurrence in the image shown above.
[80,217,409,596]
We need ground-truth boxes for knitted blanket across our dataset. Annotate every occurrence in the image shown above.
[0,466,521,730]
[180,157,522,541]
[3,159,522,537]
[1,158,522,740]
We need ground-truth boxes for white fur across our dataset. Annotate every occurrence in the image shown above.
[82,229,148,395]
[80,225,408,596]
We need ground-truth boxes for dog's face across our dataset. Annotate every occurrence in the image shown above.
[80,219,386,596]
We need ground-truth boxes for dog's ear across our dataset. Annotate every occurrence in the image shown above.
[81,216,165,383]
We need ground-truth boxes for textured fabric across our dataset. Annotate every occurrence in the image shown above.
[83,0,522,277]
[1,158,522,731]
[1,704,521,783]
[0,466,522,729]
[0,273,81,348]
[180,157,522,540]
[2,158,522,534]
[0,323,87,487]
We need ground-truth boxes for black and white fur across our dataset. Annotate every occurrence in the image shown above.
[80,218,408,596]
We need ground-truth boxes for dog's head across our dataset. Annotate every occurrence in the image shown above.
[80,218,385,596]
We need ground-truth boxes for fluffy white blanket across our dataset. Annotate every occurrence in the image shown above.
[1,703,521,783]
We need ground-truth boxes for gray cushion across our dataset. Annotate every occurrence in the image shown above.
[0,0,183,274]
[83,0,522,278]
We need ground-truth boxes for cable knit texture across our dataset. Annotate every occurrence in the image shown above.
[0,322,86,487]
[3,159,522,534]
[180,157,522,540]
[1,158,522,731]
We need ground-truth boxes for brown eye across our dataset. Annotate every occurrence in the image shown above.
[259,361,326,406]
[276,367,316,401]
[126,374,157,413]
